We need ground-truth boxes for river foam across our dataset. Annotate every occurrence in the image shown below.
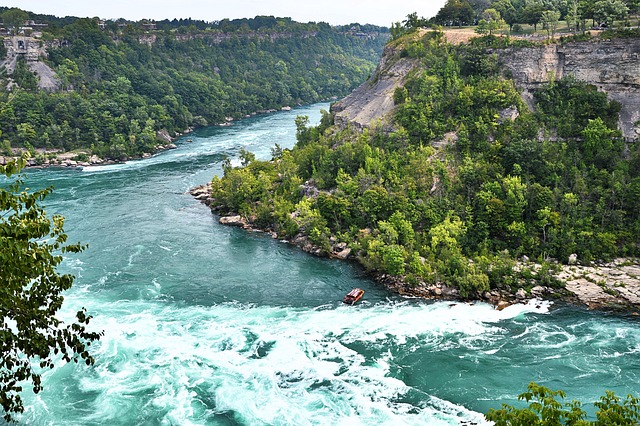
[12,103,639,425]
[19,298,555,425]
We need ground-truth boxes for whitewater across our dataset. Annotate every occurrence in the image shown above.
[11,104,639,425]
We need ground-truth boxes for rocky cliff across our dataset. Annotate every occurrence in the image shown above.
[332,40,418,130]
[1,36,60,91]
[496,38,640,141]
[334,32,640,141]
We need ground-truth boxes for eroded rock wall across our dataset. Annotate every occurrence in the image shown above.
[332,42,419,131]
[497,38,640,140]
[2,36,60,91]
[335,35,640,141]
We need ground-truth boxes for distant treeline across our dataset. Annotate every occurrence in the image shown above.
[0,10,388,160]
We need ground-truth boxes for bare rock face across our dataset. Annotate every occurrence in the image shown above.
[332,40,420,131]
[219,215,247,227]
[2,37,60,91]
[334,34,640,141]
[496,39,640,140]
[556,259,640,309]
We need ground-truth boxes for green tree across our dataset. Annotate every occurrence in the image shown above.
[403,12,428,29]
[593,0,629,27]
[565,0,582,32]
[0,156,101,421]
[476,8,506,35]
[520,1,545,32]
[435,0,477,27]
[541,9,561,38]
[486,382,640,425]
[492,0,520,31]
[1,8,28,36]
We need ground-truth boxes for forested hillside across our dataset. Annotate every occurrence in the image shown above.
[208,29,640,299]
[0,10,387,160]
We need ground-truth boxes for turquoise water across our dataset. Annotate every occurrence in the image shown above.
[12,104,640,425]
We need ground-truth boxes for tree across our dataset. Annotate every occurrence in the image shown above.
[593,0,629,27]
[520,1,545,32]
[492,0,520,31]
[486,382,640,425]
[1,8,28,36]
[469,0,493,15]
[0,156,101,421]
[403,12,428,29]
[434,0,476,27]
[476,8,506,35]
[541,9,561,38]
[627,0,640,27]
[565,0,582,32]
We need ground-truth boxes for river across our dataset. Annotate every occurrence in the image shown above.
[13,103,640,425]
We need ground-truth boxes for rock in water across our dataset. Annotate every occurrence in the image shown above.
[219,215,247,227]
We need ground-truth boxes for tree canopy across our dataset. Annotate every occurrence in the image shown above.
[0,12,388,162]
[486,382,640,425]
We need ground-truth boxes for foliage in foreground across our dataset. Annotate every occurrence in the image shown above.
[486,382,640,425]
[0,156,101,421]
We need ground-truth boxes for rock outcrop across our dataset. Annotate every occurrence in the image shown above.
[496,38,640,140]
[556,259,640,309]
[2,36,60,91]
[332,40,419,131]
[333,31,640,141]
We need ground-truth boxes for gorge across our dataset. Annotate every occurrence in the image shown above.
[11,105,640,425]
[2,7,640,424]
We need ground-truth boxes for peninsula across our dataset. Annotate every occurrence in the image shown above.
[196,27,640,312]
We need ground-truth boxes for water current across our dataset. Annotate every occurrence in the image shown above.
[12,103,640,425]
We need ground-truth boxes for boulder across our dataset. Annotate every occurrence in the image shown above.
[568,253,578,265]
[516,288,527,299]
[219,215,247,227]
[497,301,511,311]
[334,242,348,251]
[334,248,351,260]
[157,129,173,144]
[530,286,547,296]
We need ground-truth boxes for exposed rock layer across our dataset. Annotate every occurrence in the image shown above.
[334,32,640,141]
[332,41,418,131]
[496,38,640,140]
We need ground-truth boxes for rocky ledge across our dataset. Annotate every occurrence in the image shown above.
[1,143,178,170]
[191,183,640,313]
[556,260,640,310]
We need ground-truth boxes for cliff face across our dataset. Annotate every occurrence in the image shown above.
[334,34,640,141]
[332,41,419,130]
[2,36,60,91]
[496,38,640,140]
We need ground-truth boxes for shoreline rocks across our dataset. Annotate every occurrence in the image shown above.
[4,141,180,170]
[190,183,640,313]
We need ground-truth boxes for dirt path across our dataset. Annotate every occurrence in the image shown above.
[441,28,479,45]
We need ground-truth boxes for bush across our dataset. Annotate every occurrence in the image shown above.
[486,382,640,425]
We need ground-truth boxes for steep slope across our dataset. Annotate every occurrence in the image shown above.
[335,31,640,141]
[203,29,640,310]
[496,39,640,140]
[332,40,419,131]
